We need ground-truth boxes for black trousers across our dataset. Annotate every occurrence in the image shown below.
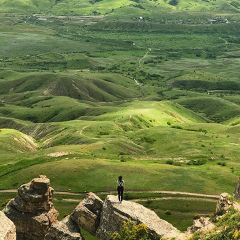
[117,186,124,201]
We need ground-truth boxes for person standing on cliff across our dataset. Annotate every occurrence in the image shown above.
[116,175,125,203]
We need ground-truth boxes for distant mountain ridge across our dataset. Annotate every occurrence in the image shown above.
[1,0,240,15]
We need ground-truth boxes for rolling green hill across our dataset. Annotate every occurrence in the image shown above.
[0,128,37,154]
[1,0,240,15]
[1,2,240,235]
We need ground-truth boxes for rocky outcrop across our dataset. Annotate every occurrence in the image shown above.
[184,217,215,238]
[216,192,233,215]
[71,192,103,236]
[96,195,181,240]
[0,211,16,240]
[45,215,84,240]
[233,177,240,199]
[3,175,58,240]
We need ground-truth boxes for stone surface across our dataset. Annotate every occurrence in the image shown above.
[0,211,16,240]
[233,177,240,199]
[71,192,103,236]
[96,195,181,240]
[3,176,58,240]
[45,215,84,240]
[185,217,215,237]
[216,192,233,215]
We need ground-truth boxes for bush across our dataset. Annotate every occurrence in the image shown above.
[166,160,173,165]
[141,136,156,144]
[169,0,179,6]
[165,210,172,215]
[1,198,11,207]
[187,159,206,166]
[217,162,226,166]
[171,125,183,130]
[111,219,151,240]
[193,214,201,220]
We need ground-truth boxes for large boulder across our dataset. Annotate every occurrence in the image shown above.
[216,192,233,215]
[45,215,84,240]
[233,177,240,199]
[0,211,16,240]
[184,217,215,239]
[96,195,181,240]
[3,176,58,240]
[71,192,103,236]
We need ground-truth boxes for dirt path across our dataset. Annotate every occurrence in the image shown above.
[0,189,220,199]
[139,48,151,68]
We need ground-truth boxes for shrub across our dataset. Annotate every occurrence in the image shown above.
[165,210,172,215]
[98,131,109,135]
[169,0,179,6]
[141,136,156,144]
[217,162,226,166]
[166,160,173,165]
[187,159,206,166]
[111,219,151,240]
[171,125,183,130]
[1,198,11,207]
[193,214,201,220]
[146,200,152,205]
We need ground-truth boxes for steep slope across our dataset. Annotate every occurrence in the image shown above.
[0,128,37,154]
[176,97,240,123]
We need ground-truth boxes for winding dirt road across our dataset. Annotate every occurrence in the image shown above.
[0,189,219,199]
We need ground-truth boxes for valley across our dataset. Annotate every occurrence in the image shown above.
[0,0,240,236]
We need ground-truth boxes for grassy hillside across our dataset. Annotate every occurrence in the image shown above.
[1,4,240,236]
[1,0,240,16]
[0,128,37,154]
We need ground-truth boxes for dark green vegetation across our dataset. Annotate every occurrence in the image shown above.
[190,207,240,239]
[1,0,240,235]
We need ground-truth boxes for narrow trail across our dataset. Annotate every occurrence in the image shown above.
[0,189,219,199]
[219,36,228,45]
[59,196,218,203]
[79,125,89,135]
[139,48,151,68]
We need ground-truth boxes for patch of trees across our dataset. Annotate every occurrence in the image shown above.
[172,80,240,91]
[89,0,103,4]
[169,0,179,6]
[230,1,240,9]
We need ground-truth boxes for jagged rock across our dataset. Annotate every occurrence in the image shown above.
[216,192,233,215]
[185,217,215,238]
[3,176,58,240]
[0,211,16,240]
[96,195,181,240]
[71,192,103,236]
[233,177,240,199]
[233,201,240,212]
[45,215,84,240]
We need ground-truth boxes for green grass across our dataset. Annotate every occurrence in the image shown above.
[1,6,240,239]
[1,0,240,16]
[0,155,237,195]
[0,129,37,154]
[139,198,217,231]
